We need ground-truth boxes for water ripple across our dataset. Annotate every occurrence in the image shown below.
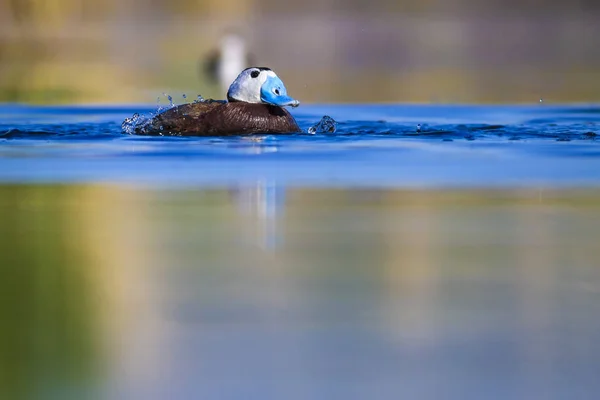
[0,104,597,143]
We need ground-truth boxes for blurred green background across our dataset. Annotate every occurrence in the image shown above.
[0,0,599,104]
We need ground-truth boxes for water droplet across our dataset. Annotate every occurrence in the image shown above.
[163,93,174,108]
[154,96,166,113]
[539,98,543,103]
[182,94,187,100]
[416,124,421,133]
[193,94,205,104]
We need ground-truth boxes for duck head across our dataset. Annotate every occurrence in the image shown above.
[227,67,300,107]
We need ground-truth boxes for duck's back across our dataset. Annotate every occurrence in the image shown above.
[136,102,301,136]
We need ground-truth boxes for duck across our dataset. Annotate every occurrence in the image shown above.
[135,67,301,136]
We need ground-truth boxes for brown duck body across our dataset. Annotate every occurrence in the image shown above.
[135,101,301,136]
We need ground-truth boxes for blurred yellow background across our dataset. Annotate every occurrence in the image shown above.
[0,0,599,104]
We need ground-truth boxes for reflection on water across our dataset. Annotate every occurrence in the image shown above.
[231,181,284,250]
[1,184,600,399]
[0,186,101,399]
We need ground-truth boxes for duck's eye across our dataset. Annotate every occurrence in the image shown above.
[273,88,280,95]
[250,70,260,78]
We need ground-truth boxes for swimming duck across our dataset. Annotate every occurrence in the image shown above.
[136,67,301,136]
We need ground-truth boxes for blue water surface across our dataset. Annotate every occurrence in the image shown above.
[3,104,600,400]
[0,103,599,187]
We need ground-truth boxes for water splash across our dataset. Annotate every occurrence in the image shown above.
[122,92,208,134]
[308,115,337,134]
[163,93,175,108]
[155,95,170,114]
[121,113,150,135]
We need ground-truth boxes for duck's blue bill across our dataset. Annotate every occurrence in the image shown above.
[261,75,300,107]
